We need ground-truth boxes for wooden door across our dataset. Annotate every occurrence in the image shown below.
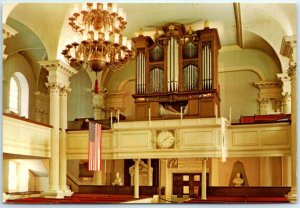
[173,173,209,198]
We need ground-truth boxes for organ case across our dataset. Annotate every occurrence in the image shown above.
[132,23,221,120]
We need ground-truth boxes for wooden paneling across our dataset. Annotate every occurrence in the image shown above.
[78,185,158,196]
[188,99,199,115]
[150,102,159,117]
[199,100,215,117]
[207,186,291,197]
[135,103,149,120]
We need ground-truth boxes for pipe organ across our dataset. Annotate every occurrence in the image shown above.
[132,23,221,120]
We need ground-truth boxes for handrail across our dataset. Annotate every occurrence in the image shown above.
[3,113,52,128]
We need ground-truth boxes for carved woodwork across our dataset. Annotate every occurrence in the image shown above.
[132,23,221,120]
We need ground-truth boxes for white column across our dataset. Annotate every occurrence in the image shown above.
[134,159,140,199]
[94,171,102,185]
[280,35,297,202]
[159,159,168,198]
[47,83,61,196]
[282,156,291,186]
[277,73,291,114]
[282,94,291,114]
[147,159,152,186]
[40,60,78,198]
[260,157,272,186]
[201,158,207,200]
[59,88,73,196]
[258,98,270,115]
[209,158,219,186]
[288,62,297,202]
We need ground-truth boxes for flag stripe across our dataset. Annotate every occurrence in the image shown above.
[88,122,102,171]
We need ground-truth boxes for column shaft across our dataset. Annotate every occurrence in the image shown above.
[134,159,140,199]
[201,158,207,200]
[288,66,297,202]
[147,159,152,186]
[49,85,60,191]
[59,89,68,190]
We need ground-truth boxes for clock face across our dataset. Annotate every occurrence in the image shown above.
[157,131,175,149]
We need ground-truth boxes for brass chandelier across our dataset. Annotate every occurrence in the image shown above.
[62,2,134,93]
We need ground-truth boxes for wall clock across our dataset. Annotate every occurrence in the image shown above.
[156,130,175,149]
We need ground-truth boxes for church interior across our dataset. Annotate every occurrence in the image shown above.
[2,2,298,204]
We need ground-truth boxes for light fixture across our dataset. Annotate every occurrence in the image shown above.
[61,2,134,93]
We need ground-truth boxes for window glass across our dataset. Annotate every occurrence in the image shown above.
[9,76,19,114]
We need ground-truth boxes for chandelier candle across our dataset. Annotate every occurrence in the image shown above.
[61,2,134,93]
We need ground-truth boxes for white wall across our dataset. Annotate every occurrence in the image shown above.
[68,70,94,121]
[219,70,260,123]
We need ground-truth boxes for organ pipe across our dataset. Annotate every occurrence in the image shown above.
[167,37,179,92]
[202,43,212,90]
[136,51,146,94]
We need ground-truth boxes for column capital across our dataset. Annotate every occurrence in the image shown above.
[258,98,270,105]
[39,60,78,77]
[280,35,296,59]
[3,24,18,40]
[46,82,62,91]
[60,87,71,95]
[40,60,78,89]
[288,62,297,78]
[277,73,291,83]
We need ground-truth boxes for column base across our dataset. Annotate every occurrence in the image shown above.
[287,189,297,203]
[43,190,65,199]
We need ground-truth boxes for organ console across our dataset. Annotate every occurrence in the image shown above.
[132,22,221,120]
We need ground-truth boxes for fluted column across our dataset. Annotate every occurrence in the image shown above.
[147,159,152,186]
[134,159,140,199]
[201,158,207,200]
[40,60,78,198]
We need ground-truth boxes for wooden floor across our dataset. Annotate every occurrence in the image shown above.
[4,193,289,204]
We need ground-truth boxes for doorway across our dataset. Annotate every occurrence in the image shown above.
[173,173,209,198]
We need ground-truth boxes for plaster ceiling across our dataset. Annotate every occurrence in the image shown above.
[3,2,297,79]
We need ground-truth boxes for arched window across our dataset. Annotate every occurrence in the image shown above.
[9,76,19,114]
[9,72,29,118]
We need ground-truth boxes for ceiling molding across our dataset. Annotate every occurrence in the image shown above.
[219,66,266,81]
[233,3,243,48]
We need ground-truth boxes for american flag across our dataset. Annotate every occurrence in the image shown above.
[88,122,102,171]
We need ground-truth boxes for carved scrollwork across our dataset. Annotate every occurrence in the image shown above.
[151,130,157,148]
